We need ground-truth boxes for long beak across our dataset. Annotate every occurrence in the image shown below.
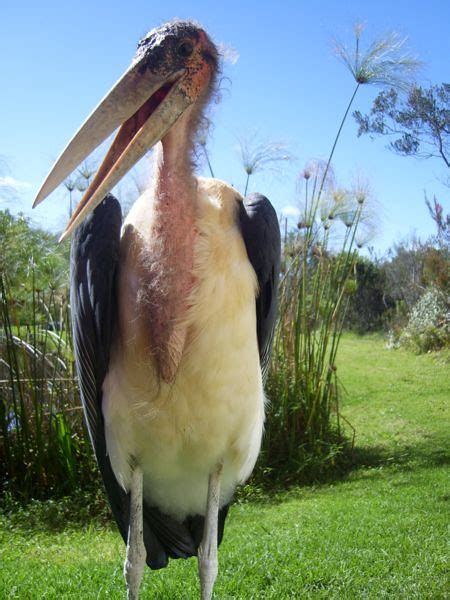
[33,57,191,240]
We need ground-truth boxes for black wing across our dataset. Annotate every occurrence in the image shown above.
[71,195,226,569]
[238,193,281,380]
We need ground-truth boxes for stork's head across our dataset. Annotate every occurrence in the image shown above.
[33,20,219,239]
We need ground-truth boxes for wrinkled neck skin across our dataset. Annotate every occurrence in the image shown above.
[143,108,198,383]
[153,109,198,224]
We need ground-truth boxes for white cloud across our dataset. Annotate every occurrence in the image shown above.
[0,176,31,189]
[280,204,300,218]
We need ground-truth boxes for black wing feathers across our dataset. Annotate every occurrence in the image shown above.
[70,195,227,570]
[70,195,121,454]
[238,193,281,379]
[70,195,135,556]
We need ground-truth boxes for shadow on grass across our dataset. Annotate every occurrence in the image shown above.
[345,434,449,472]
[239,432,450,505]
[2,435,448,530]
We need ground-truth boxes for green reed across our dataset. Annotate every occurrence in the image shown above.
[0,272,95,501]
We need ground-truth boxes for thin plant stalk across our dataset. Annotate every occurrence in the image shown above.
[202,145,215,178]
[244,172,250,196]
[0,272,95,501]
[316,84,360,203]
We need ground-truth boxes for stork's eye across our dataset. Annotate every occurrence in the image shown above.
[177,40,194,58]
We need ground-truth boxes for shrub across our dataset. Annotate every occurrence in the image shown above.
[256,164,370,485]
[344,257,392,332]
[0,273,98,502]
[398,287,449,353]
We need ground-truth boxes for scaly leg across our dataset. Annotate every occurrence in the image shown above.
[198,463,223,600]
[124,464,146,600]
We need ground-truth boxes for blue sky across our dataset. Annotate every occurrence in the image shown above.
[1,0,449,252]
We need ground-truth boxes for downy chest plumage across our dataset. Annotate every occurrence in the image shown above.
[102,178,265,519]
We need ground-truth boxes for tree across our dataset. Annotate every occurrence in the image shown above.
[353,84,450,169]
[345,257,392,332]
[381,231,449,311]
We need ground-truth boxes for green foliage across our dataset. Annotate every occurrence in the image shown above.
[0,211,97,502]
[1,335,448,598]
[257,23,411,484]
[398,286,449,353]
[344,257,391,332]
[422,245,449,290]
[258,166,372,485]
[382,235,449,310]
[0,210,69,322]
[354,83,450,168]
[0,274,98,501]
[0,26,431,505]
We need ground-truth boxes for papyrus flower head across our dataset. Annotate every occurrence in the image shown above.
[334,24,421,92]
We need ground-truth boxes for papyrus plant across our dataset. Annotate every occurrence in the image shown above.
[259,25,419,484]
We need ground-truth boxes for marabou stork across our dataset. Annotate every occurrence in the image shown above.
[34,20,281,600]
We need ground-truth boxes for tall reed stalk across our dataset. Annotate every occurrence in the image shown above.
[260,180,363,482]
[0,272,95,501]
[256,25,419,485]
[1,25,420,499]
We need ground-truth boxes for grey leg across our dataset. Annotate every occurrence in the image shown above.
[124,464,146,600]
[198,463,223,600]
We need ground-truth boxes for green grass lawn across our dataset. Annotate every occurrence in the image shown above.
[1,334,448,598]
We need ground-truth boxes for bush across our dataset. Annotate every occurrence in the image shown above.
[256,163,372,486]
[398,287,449,353]
[0,212,96,502]
[0,274,98,502]
[344,257,392,333]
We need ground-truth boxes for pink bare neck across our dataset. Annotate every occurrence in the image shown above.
[144,111,198,382]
